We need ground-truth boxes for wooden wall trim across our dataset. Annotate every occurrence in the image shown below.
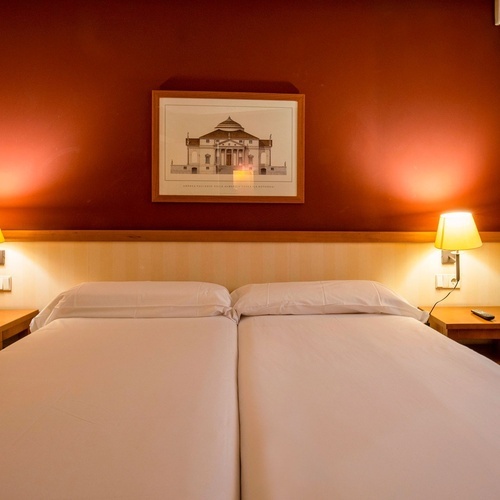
[3,229,499,243]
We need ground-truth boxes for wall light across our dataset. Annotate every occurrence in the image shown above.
[434,212,482,283]
[0,229,4,265]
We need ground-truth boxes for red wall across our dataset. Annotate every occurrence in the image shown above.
[1,0,499,231]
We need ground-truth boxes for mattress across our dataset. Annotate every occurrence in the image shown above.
[234,281,500,500]
[0,282,239,500]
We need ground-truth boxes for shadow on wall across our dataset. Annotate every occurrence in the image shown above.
[159,77,300,94]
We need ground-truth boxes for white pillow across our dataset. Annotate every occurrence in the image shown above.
[31,281,233,331]
[231,280,429,322]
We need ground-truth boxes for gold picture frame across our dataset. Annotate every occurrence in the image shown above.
[152,91,305,203]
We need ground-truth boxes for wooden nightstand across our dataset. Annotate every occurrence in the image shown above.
[420,306,500,362]
[420,306,500,340]
[0,309,39,350]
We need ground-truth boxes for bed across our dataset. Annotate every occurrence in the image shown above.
[233,280,500,500]
[0,281,239,500]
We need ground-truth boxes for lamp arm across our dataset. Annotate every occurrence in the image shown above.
[455,250,461,283]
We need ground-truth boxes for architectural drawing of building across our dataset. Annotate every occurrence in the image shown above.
[171,116,286,175]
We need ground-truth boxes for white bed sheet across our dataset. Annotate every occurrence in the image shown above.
[0,316,239,500]
[238,314,500,500]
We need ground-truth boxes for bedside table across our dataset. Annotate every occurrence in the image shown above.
[420,306,500,362]
[0,309,39,350]
[420,306,500,341]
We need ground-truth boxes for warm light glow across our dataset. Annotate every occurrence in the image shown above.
[434,212,482,250]
[0,119,79,201]
[0,229,4,243]
[233,169,254,186]
[350,108,487,204]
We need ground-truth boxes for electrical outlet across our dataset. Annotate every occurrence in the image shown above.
[435,274,460,289]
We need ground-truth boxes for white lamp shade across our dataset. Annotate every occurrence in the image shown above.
[434,212,482,250]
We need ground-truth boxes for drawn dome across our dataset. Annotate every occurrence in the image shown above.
[215,116,244,131]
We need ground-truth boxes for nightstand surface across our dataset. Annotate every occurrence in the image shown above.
[0,309,39,349]
[420,306,500,340]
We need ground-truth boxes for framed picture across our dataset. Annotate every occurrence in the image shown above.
[152,91,305,203]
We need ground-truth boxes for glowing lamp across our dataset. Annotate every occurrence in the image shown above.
[434,212,482,283]
[0,230,4,265]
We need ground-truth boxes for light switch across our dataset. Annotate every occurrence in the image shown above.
[0,275,12,291]
[435,274,444,288]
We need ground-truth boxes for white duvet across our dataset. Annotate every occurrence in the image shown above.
[0,316,239,500]
[238,313,500,500]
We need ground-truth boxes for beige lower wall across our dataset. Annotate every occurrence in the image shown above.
[1,241,499,311]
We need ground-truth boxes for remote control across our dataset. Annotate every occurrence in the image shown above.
[471,309,495,321]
